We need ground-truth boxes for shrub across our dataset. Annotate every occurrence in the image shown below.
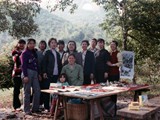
[0,54,13,89]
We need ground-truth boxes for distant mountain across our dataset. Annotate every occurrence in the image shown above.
[0,6,106,48]
[31,8,106,43]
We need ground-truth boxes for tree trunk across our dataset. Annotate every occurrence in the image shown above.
[123,30,127,50]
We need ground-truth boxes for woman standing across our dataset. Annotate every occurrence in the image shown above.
[21,39,40,115]
[12,39,26,111]
[62,41,80,66]
[61,54,83,86]
[42,38,62,111]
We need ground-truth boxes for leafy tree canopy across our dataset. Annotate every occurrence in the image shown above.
[0,0,40,38]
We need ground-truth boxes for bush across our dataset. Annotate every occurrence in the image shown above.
[0,54,13,89]
[135,58,160,85]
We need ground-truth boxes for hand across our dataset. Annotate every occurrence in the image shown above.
[43,73,48,79]
[23,77,29,83]
[112,64,116,66]
[90,73,94,80]
[104,72,108,79]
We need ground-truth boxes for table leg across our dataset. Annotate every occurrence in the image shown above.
[90,100,95,120]
[63,96,67,120]
[96,99,104,120]
[53,97,60,120]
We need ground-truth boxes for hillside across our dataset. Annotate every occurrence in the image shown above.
[0,7,106,47]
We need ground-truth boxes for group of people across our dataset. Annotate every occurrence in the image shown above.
[12,38,122,115]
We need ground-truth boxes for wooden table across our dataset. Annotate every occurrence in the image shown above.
[41,84,150,120]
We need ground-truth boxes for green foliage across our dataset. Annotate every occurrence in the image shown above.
[99,0,160,62]
[0,0,40,38]
[49,0,78,13]
[0,54,13,89]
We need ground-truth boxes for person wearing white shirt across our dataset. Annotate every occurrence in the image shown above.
[42,38,62,111]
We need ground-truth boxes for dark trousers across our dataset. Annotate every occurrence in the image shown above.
[13,77,22,109]
[108,74,120,116]
[108,74,120,82]
[42,75,58,110]
[95,70,107,83]
[83,74,91,85]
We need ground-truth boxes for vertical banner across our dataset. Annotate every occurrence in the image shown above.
[120,51,135,80]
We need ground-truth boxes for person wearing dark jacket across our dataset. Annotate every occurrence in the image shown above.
[12,39,26,111]
[57,40,65,60]
[42,38,62,111]
[78,40,95,85]
[21,39,40,115]
[95,38,110,83]
[36,40,47,109]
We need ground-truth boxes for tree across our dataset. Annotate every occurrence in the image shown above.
[0,0,40,38]
[52,0,160,62]
[96,0,160,62]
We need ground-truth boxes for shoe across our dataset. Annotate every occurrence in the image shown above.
[15,108,22,112]
[43,109,49,114]
[39,105,44,111]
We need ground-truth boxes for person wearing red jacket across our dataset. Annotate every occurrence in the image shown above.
[12,39,26,111]
[108,40,122,82]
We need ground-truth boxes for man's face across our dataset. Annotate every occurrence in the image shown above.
[90,40,97,48]
[58,44,65,51]
[98,41,104,49]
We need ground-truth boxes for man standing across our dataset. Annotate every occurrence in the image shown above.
[89,38,98,54]
[57,40,65,60]
[95,38,110,83]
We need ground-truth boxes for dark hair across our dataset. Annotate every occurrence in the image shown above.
[26,38,36,49]
[81,40,90,46]
[111,40,118,47]
[91,38,97,44]
[68,53,76,59]
[38,40,47,49]
[66,41,77,53]
[58,73,68,82]
[58,40,65,45]
[26,38,37,57]
[18,39,26,44]
[27,38,36,44]
[48,38,57,46]
[97,38,105,43]
[14,39,26,50]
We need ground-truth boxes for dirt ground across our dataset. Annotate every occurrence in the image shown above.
[1,88,159,120]
[0,98,130,120]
